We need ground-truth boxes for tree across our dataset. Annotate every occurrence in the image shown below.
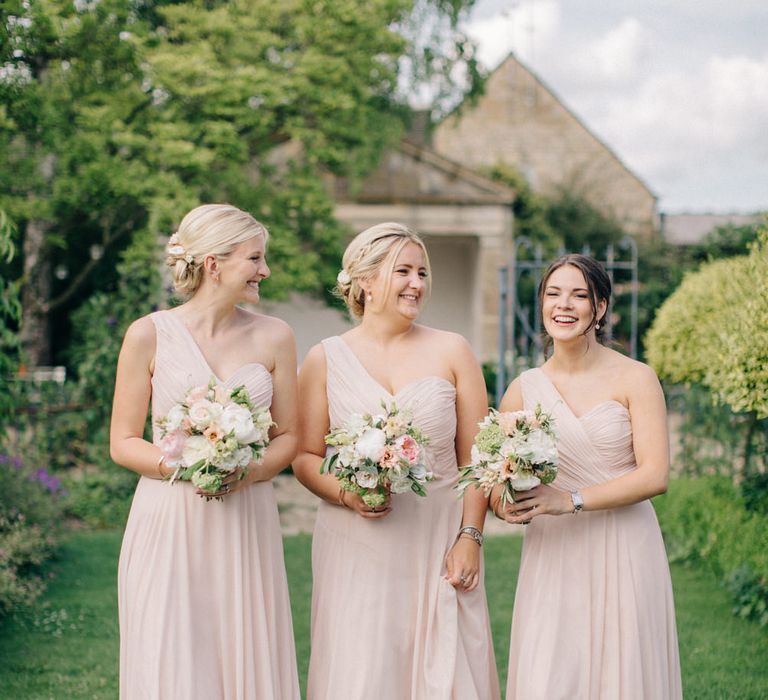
[0,210,21,431]
[1,0,480,365]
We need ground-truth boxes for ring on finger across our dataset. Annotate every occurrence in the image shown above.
[459,574,467,584]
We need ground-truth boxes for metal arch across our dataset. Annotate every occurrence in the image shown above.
[496,236,639,406]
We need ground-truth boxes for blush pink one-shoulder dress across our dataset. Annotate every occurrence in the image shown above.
[117,310,300,700]
[506,368,682,700]
[307,336,500,700]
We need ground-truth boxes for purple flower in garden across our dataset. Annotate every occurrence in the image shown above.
[106,317,117,327]
[0,454,8,465]
[151,303,159,312]
[30,467,64,494]
[11,456,23,470]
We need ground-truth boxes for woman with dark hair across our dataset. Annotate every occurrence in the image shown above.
[494,254,682,699]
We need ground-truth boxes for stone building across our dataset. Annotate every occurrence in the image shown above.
[265,54,657,362]
[263,140,515,362]
[433,53,658,237]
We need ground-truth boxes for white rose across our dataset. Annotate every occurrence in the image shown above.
[182,435,214,467]
[220,404,260,443]
[338,445,359,468]
[510,475,541,491]
[409,462,427,481]
[499,436,523,460]
[164,404,187,431]
[355,428,387,462]
[345,414,369,437]
[188,399,222,430]
[524,429,558,464]
[236,446,254,467]
[354,469,379,489]
[389,473,411,493]
[217,448,241,471]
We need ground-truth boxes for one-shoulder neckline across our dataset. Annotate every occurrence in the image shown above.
[331,336,456,398]
[160,311,271,386]
[532,368,629,421]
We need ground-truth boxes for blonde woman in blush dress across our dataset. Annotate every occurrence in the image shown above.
[293,223,500,700]
[111,204,300,699]
[495,254,682,700]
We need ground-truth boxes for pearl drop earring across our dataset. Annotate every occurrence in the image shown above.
[367,293,372,302]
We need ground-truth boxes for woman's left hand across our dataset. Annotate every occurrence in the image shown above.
[502,484,574,524]
[195,467,251,498]
[444,536,481,592]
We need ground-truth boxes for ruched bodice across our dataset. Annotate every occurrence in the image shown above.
[520,368,636,491]
[324,335,459,481]
[150,310,273,439]
[307,335,499,700]
[506,367,681,700]
[118,310,299,700]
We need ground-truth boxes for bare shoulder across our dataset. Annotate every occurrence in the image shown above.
[418,326,474,357]
[300,342,327,374]
[240,309,295,345]
[123,314,156,348]
[607,350,662,400]
[500,376,523,412]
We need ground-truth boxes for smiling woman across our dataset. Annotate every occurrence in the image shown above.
[293,222,500,699]
[494,253,683,699]
[109,203,301,699]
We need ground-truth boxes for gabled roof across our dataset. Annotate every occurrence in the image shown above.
[333,139,516,206]
[437,52,656,202]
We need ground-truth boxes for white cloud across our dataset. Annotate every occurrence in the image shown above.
[465,0,561,70]
[463,1,768,211]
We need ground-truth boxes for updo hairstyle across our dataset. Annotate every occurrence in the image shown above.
[166,204,268,297]
[537,253,611,342]
[336,222,431,319]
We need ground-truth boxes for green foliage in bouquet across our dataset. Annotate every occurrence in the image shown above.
[321,401,431,508]
[646,228,768,418]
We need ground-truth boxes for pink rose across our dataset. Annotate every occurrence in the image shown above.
[185,385,209,404]
[396,435,420,464]
[159,430,186,465]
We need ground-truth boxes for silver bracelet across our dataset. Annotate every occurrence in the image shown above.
[457,525,483,547]
[571,491,584,513]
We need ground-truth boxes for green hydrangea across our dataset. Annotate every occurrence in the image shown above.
[191,471,221,494]
[475,423,506,454]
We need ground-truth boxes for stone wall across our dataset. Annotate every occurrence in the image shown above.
[433,55,658,237]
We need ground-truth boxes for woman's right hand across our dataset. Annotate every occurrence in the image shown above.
[489,485,533,524]
[340,490,392,519]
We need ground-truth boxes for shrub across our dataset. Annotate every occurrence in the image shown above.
[654,477,768,626]
[62,466,138,529]
[646,228,768,418]
[0,452,64,616]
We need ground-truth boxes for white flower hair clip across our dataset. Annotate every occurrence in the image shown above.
[167,232,194,265]
[336,269,351,285]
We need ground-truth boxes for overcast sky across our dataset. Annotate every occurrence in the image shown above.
[462,0,768,214]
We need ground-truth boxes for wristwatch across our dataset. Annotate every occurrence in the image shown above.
[570,491,584,513]
[457,526,483,546]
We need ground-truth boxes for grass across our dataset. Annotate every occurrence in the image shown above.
[1,532,766,698]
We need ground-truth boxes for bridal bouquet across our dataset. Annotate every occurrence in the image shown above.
[155,377,273,497]
[321,401,432,507]
[458,404,558,507]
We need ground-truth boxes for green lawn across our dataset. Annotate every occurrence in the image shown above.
[1,531,766,698]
